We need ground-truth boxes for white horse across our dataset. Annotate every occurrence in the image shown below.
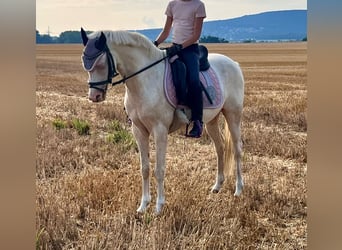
[80,28,244,214]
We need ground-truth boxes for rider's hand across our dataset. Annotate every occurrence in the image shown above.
[166,44,183,57]
[153,40,159,47]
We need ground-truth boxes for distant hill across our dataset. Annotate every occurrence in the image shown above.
[137,10,307,42]
[36,10,307,44]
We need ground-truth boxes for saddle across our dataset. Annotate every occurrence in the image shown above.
[170,45,211,106]
[164,46,222,110]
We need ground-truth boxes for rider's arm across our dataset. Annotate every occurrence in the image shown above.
[155,16,173,46]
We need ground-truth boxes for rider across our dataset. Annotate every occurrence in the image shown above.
[154,0,206,138]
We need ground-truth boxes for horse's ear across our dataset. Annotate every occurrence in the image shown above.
[81,27,88,46]
[95,32,107,50]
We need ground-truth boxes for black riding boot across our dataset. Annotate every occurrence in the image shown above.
[186,82,203,138]
[187,120,203,138]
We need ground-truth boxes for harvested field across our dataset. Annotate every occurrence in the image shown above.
[36,42,307,249]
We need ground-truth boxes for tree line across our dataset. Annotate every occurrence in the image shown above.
[36,30,229,44]
[36,30,88,44]
[36,30,307,44]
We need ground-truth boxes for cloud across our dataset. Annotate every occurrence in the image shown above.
[37,0,116,9]
[37,0,307,35]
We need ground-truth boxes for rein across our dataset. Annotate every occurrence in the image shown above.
[111,55,168,86]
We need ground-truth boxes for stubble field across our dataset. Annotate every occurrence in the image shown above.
[36,42,307,249]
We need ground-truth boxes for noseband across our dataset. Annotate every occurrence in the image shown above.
[83,44,119,93]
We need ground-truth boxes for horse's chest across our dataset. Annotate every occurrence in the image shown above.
[125,96,153,120]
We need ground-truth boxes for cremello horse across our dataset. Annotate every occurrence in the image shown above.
[80,28,244,214]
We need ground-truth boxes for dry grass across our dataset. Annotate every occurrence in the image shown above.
[36,42,307,249]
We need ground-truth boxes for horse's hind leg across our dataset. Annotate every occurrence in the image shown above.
[133,125,151,213]
[206,115,225,193]
[223,109,244,196]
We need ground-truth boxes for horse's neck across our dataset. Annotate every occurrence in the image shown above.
[111,45,159,77]
[111,44,165,97]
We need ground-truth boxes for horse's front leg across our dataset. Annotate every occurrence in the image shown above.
[133,124,151,213]
[153,125,168,214]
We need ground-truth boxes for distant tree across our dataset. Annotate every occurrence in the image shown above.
[36,30,55,44]
[57,30,94,43]
[58,31,82,43]
[36,30,39,41]
[243,39,256,43]
[200,35,229,43]
[302,36,307,41]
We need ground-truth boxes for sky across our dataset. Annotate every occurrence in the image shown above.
[36,0,307,36]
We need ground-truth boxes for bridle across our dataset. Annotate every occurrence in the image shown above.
[83,43,169,94]
[83,44,118,93]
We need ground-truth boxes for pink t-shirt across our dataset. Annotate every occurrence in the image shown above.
[165,0,206,44]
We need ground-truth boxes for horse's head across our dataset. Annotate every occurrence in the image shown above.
[81,28,118,102]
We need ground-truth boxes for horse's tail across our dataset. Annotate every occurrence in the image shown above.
[223,120,235,177]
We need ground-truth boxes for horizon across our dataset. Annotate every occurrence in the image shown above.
[37,9,307,37]
[36,1,307,36]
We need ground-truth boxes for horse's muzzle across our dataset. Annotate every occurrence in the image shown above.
[88,88,106,102]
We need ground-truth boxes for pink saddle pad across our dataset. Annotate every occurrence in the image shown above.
[164,61,223,109]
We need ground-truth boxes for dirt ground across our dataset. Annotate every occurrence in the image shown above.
[36,41,307,249]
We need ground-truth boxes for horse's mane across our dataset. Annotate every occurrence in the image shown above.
[89,30,163,58]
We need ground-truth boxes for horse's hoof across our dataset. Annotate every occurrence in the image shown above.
[155,203,164,215]
[137,200,150,214]
[234,190,242,196]
[234,186,243,196]
[234,180,244,196]
[211,181,223,193]
[136,207,145,214]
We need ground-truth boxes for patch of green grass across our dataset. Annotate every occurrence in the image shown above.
[105,130,129,144]
[36,227,45,250]
[52,118,67,130]
[52,117,90,135]
[107,120,123,132]
[143,213,153,225]
[71,118,90,135]
[105,120,137,151]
